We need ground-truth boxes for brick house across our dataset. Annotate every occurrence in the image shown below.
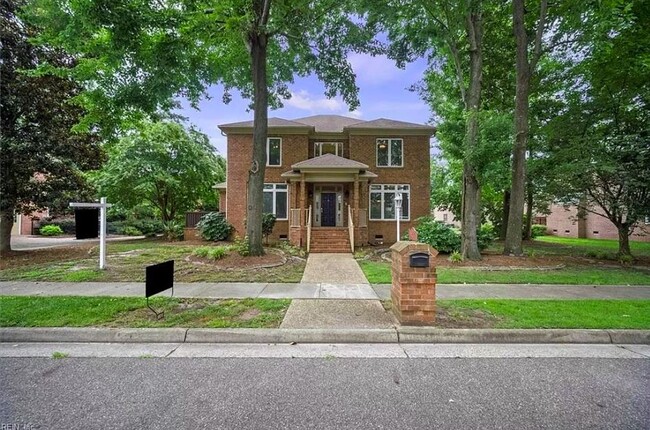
[218,115,435,252]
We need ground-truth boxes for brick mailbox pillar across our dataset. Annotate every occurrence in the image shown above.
[390,241,439,325]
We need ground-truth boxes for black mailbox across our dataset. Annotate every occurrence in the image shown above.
[409,252,429,268]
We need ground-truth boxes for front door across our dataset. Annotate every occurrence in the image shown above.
[321,193,337,227]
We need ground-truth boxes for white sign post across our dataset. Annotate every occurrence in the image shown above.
[70,197,112,269]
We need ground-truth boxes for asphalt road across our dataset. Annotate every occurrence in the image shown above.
[1,356,648,429]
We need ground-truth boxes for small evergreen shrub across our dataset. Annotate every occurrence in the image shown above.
[448,251,463,263]
[39,217,75,234]
[162,221,183,241]
[477,224,496,251]
[39,225,64,236]
[193,246,230,260]
[196,212,233,241]
[262,213,277,244]
[234,235,251,256]
[122,226,143,236]
[414,217,461,253]
[530,224,547,238]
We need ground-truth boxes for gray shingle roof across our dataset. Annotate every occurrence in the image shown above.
[219,117,311,129]
[346,118,434,130]
[291,153,369,169]
[293,115,364,133]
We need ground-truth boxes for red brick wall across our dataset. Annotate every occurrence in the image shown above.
[349,135,431,244]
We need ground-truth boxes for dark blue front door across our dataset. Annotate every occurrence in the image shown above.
[321,193,336,227]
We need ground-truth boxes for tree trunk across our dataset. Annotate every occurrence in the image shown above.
[524,181,533,240]
[504,0,529,256]
[460,6,483,261]
[617,224,631,257]
[247,31,269,256]
[500,190,510,240]
[0,209,14,253]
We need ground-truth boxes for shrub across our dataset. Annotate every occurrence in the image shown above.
[477,224,496,251]
[262,213,277,244]
[193,246,230,260]
[530,224,547,238]
[122,226,143,236]
[414,217,461,253]
[234,235,250,257]
[193,247,210,258]
[448,251,463,263]
[129,219,164,237]
[39,225,64,236]
[162,221,183,241]
[196,212,233,241]
[39,217,75,234]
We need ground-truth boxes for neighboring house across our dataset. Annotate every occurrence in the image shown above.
[431,208,460,228]
[218,115,435,252]
[545,203,650,242]
[10,209,49,236]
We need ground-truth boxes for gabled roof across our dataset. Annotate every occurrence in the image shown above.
[218,117,313,133]
[291,154,369,169]
[293,115,364,133]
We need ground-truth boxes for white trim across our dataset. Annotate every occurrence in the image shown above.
[376,138,404,168]
[266,137,282,166]
[263,183,289,220]
[314,141,343,157]
[369,184,411,221]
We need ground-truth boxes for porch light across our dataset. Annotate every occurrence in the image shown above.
[395,192,403,242]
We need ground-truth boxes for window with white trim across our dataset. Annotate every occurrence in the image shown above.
[315,142,343,157]
[376,138,403,167]
[369,184,410,220]
[267,138,281,166]
[263,184,288,219]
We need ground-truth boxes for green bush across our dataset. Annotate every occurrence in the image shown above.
[193,246,230,260]
[129,219,164,237]
[477,224,496,251]
[39,225,64,236]
[122,226,143,236]
[448,251,463,263]
[39,217,75,234]
[162,221,183,241]
[262,213,277,243]
[234,235,250,256]
[196,212,233,241]
[530,224,547,238]
[415,217,461,253]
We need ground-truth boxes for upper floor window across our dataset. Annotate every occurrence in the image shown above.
[315,142,343,157]
[263,183,288,220]
[376,138,403,167]
[267,138,281,166]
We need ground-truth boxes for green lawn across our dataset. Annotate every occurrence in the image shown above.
[0,296,290,328]
[532,236,650,257]
[438,299,650,329]
[358,260,650,285]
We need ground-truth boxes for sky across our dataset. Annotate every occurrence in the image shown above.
[176,53,433,157]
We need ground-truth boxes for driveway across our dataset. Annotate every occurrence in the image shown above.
[10,235,145,251]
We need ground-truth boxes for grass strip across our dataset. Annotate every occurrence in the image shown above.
[358,260,650,285]
[0,296,290,328]
[437,299,650,329]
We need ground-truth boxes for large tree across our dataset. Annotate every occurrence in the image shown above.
[369,0,485,260]
[93,121,225,223]
[27,0,377,255]
[0,0,103,253]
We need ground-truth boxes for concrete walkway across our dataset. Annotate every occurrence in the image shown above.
[1,281,649,300]
[301,253,369,284]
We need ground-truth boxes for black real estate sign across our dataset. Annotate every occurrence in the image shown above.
[75,209,99,239]
[145,260,174,298]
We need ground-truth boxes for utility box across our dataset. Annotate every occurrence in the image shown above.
[390,241,438,325]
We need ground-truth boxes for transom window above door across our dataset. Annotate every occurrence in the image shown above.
[315,142,343,157]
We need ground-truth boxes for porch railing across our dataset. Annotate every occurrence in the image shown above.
[306,205,312,253]
[290,209,301,227]
[348,205,354,252]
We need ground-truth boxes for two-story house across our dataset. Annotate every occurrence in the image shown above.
[217,115,435,252]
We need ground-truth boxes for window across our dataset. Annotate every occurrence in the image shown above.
[315,142,343,157]
[376,138,403,167]
[369,184,410,220]
[263,184,288,219]
[267,138,281,166]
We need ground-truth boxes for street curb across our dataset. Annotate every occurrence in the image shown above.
[1,327,649,344]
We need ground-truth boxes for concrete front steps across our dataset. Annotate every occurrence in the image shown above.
[309,227,352,253]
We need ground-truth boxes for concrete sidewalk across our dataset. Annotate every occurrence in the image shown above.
[1,281,649,300]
